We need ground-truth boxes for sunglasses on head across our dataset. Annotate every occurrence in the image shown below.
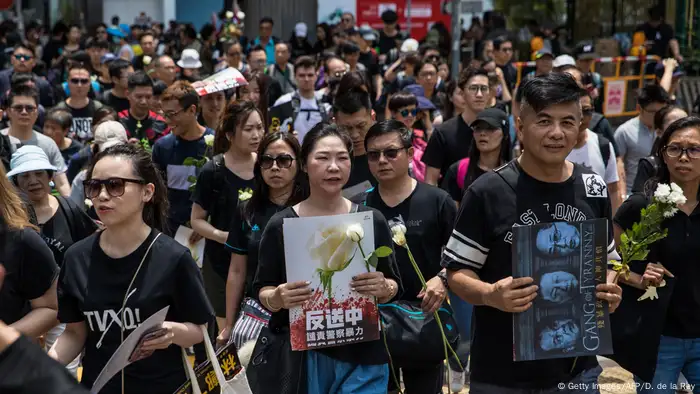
[83,177,147,199]
[70,78,90,85]
[259,154,295,169]
[367,148,404,162]
[399,108,417,118]
[14,54,32,62]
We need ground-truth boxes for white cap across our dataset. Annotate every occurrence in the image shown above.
[553,54,576,68]
[295,22,308,38]
[177,49,203,69]
[94,121,128,150]
[401,38,419,53]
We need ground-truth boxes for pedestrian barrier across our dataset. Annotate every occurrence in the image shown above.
[513,55,660,118]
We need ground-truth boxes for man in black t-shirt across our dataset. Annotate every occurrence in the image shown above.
[636,6,683,63]
[364,120,456,392]
[54,63,104,142]
[101,59,134,113]
[422,67,489,185]
[333,88,377,203]
[442,73,623,393]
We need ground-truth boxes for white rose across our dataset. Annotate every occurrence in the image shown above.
[309,226,356,271]
[346,224,364,242]
[237,11,246,20]
[390,224,407,247]
[669,190,687,206]
[654,183,671,203]
[670,182,683,194]
[225,11,234,19]
[84,199,93,208]
[204,134,215,147]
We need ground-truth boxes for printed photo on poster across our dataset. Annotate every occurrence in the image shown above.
[283,211,380,351]
[512,219,613,361]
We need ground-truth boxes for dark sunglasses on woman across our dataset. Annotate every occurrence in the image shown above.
[259,154,295,169]
[84,177,147,199]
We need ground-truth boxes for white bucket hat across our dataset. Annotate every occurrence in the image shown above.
[177,49,203,69]
[7,145,57,178]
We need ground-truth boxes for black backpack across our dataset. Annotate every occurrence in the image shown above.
[597,135,612,171]
[209,154,228,220]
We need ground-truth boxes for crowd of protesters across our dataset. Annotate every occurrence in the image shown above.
[0,4,697,394]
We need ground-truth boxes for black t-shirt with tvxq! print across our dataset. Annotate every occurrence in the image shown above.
[442,160,616,389]
[57,229,214,394]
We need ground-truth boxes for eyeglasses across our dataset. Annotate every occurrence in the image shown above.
[467,85,490,94]
[425,55,440,62]
[70,78,90,85]
[84,177,147,199]
[500,47,514,52]
[664,145,700,159]
[399,108,418,117]
[14,54,33,62]
[419,71,437,78]
[163,109,184,119]
[259,154,295,169]
[367,148,405,162]
[11,105,37,113]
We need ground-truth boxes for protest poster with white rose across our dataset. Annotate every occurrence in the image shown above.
[283,212,380,351]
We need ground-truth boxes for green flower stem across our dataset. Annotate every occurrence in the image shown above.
[403,244,463,372]
[357,242,370,272]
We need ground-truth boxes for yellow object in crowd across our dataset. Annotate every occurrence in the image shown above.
[631,31,647,56]
[530,36,544,60]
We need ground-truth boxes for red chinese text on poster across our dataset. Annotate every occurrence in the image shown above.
[355,0,452,41]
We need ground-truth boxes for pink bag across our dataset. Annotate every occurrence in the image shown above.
[456,158,470,190]
[411,129,427,182]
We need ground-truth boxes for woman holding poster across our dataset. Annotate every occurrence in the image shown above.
[251,123,402,393]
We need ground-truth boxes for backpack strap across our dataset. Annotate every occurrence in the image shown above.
[56,196,77,242]
[597,135,611,170]
[494,162,519,194]
[457,158,470,190]
[207,153,228,221]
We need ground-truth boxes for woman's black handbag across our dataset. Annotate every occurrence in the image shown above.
[379,300,460,368]
[246,325,307,394]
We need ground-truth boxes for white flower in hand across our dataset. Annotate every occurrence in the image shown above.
[84,199,93,208]
[346,224,364,242]
[669,183,687,205]
[391,224,407,247]
[204,134,215,147]
[309,226,356,271]
[654,183,671,203]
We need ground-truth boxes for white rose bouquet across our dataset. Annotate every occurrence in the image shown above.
[611,182,686,301]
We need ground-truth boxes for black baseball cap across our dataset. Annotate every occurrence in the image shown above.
[381,10,398,24]
[471,108,509,130]
[575,42,598,60]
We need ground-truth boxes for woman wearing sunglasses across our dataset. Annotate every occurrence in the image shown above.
[614,116,700,393]
[49,144,213,394]
[250,123,401,393]
[217,131,307,348]
[7,145,97,375]
[388,92,429,182]
[191,100,260,332]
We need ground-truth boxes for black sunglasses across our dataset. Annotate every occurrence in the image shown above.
[11,105,37,113]
[84,177,147,199]
[14,54,33,62]
[259,154,295,169]
[367,148,405,162]
[399,108,417,117]
[70,78,90,85]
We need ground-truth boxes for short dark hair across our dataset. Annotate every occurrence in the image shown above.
[457,67,489,90]
[8,84,39,107]
[183,25,197,40]
[12,43,33,55]
[333,89,372,115]
[86,38,109,50]
[248,45,266,56]
[294,56,316,72]
[637,85,671,109]
[493,36,512,50]
[10,73,35,88]
[365,119,412,150]
[109,59,133,79]
[128,71,153,91]
[161,80,200,111]
[520,73,587,115]
[341,42,360,55]
[67,62,90,75]
[45,109,73,131]
[260,17,274,26]
[653,105,686,131]
[419,43,438,56]
[388,92,418,112]
[139,30,156,42]
[300,123,353,166]
[153,80,168,96]
[416,61,438,75]
[199,24,215,41]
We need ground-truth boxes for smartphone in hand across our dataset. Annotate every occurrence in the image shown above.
[128,327,168,363]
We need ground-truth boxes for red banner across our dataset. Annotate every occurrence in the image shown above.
[355,0,452,41]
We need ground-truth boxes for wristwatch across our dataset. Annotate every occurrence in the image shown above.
[437,270,449,290]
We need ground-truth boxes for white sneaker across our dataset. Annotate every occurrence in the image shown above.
[449,368,465,393]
